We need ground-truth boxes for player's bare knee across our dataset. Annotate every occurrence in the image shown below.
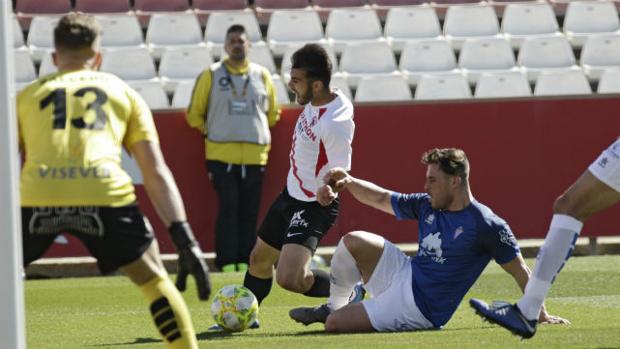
[342,231,369,255]
[275,272,304,292]
[553,193,580,218]
[324,315,340,332]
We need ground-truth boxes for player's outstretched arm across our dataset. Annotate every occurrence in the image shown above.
[499,255,569,325]
[130,140,212,300]
[325,168,395,216]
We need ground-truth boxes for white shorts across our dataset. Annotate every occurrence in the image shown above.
[362,239,434,332]
[588,139,620,193]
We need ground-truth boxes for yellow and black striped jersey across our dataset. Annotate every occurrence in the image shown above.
[18,70,159,207]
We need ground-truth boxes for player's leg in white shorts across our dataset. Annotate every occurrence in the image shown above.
[361,239,433,332]
[588,139,620,193]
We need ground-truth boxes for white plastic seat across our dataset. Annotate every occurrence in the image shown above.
[339,41,399,88]
[27,16,60,61]
[248,42,277,75]
[384,6,442,53]
[38,51,57,77]
[146,13,204,59]
[414,73,472,100]
[581,34,620,82]
[330,73,352,100]
[518,36,580,82]
[128,81,170,110]
[280,43,338,82]
[534,70,592,96]
[171,80,195,108]
[271,74,291,104]
[563,1,620,48]
[13,17,25,49]
[204,11,262,58]
[597,69,620,93]
[501,2,562,49]
[355,74,412,102]
[325,8,384,54]
[267,10,326,56]
[14,49,37,83]
[459,38,518,83]
[95,14,145,48]
[399,40,459,86]
[100,47,158,82]
[443,4,500,50]
[159,46,213,93]
[474,71,531,98]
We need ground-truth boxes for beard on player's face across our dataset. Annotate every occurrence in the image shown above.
[295,81,314,105]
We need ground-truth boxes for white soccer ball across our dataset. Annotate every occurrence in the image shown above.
[210,285,259,332]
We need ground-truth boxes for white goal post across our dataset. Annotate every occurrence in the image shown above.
[0,0,26,347]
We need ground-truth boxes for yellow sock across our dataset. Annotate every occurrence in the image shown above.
[140,276,198,349]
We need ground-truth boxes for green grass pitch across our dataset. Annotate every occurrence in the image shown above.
[26,255,620,349]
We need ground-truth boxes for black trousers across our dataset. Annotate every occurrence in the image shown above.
[207,160,265,269]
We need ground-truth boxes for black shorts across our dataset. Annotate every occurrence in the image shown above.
[22,205,154,274]
[257,188,339,253]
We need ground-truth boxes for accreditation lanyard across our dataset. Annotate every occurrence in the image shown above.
[225,68,251,98]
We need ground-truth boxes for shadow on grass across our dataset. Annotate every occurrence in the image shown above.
[90,337,161,347]
[197,329,335,341]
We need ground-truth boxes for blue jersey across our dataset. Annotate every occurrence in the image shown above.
[391,193,520,328]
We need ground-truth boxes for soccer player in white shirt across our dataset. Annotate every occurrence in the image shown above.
[241,44,355,325]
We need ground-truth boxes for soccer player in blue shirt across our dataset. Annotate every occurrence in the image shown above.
[471,138,620,338]
[289,148,568,332]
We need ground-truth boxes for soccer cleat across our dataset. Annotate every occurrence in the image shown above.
[348,282,366,303]
[208,319,260,331]
[469,298,538,339]
[289,304,331,326]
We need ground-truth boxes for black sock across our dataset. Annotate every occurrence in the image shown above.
[244,272,273,305]
[303,269,331,297]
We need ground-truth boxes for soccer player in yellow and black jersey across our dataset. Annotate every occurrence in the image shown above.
[18,13,210,349]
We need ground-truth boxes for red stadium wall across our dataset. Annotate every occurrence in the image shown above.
[44,96,620,257]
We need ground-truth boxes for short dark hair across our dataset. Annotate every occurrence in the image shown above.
[226,24,246,37]
[291,44,332,88]
[54,13,101,50]
[421,148,470,182]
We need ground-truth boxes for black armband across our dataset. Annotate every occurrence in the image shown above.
[168,221,197,249]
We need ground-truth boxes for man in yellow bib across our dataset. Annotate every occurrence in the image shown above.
[18,13,210,349]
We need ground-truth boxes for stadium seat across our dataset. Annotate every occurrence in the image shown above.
[534,70,592,96]
[14,49,36,83]
[13,16,25,49]
[597,69,620,93]
[38,51,57,77]
[145,13,204,59]
[339,41,399,88]
[581,35,620,82]
[414,73,472,100]
[314,0,370,22]
[501,2,562,49]
[134,0,191,27]
[271,74,291,105]
[171,80,195,108]
[100,47,158,82]
[459,37,518,83]
[280,44,339,82]
[518,36,580,82]
[443,4,501,50]
[75,0,132,13]
[16,0,70,27]
[384,6,442,53]
[159,46,213,93]
[330,73,353,99]
[563,1,620,48]
[355,74,412,102]
[128,81,170,110]
[325,8,384,54]
[371,0,428,20]
[399,40,459,86]
[26,16,60,62]
[255,0,311,24]
[95,15,145,48]
[267,10,326,57]
[247,42,278,75]
[204,11,263,58]
[474,71,531,98]
[193,0,249,25]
